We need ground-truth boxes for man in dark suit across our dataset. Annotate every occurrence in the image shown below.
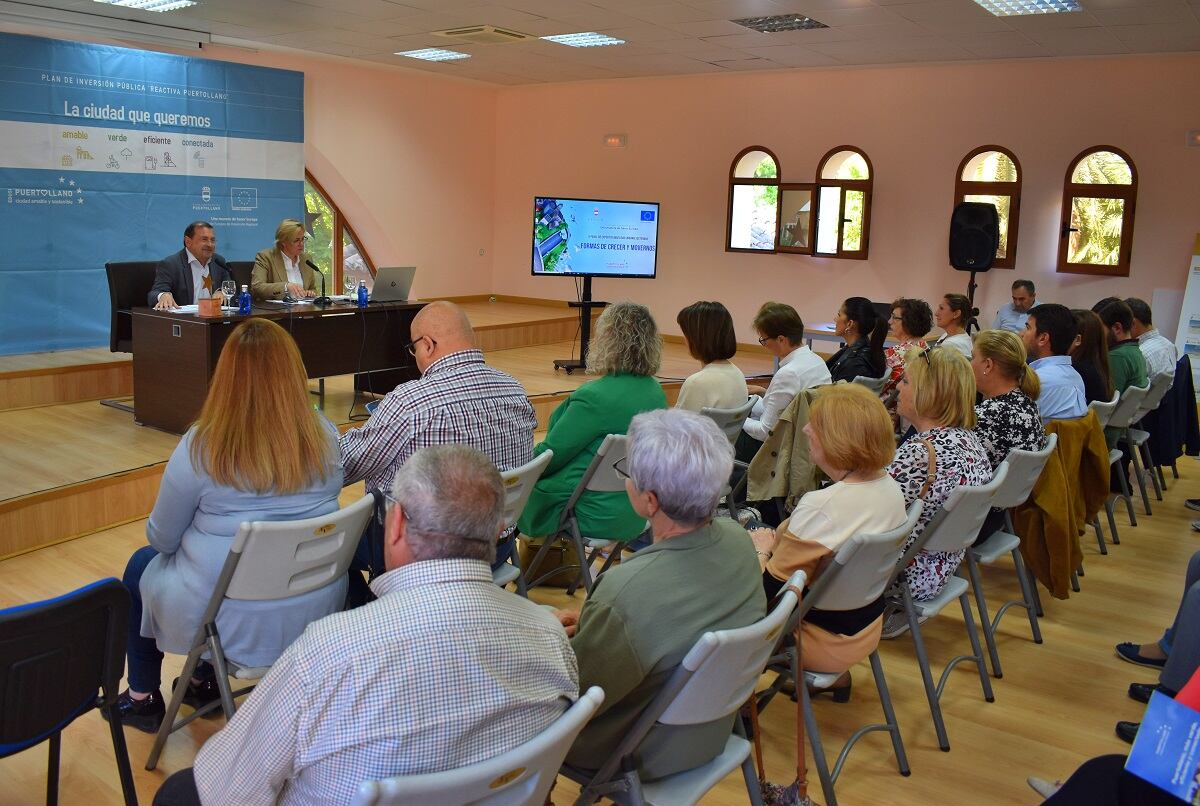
[148,221,232,309]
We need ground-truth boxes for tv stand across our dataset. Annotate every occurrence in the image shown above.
[554,276,608,374]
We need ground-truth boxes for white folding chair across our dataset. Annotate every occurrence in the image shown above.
[1109,382,1152,517]
[1088,392,1123,546]
[699,397,755,447]
[145,494,375,770]
[758,504,922,806]
[351,687,605,806]
[886,464,1009,752]
[493,451,554,596]
[965,434,1057,679]
[851,374,887,394]
[1126,372,1175,502]
[522,435,639,595]
[564,571,807,806]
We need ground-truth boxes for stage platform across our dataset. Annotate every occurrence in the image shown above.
[0,297,776,560]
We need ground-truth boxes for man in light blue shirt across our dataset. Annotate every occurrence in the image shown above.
[1021,303,1087,423]
[993,279,1037,333]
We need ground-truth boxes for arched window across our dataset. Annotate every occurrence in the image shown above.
[304,170,377,293]
[815,146,872,259]
[955,146,1022,269]
[726,146,780,253]
[1058,146,1137,277]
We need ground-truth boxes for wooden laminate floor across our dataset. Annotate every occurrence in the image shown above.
[1,466,1197,805]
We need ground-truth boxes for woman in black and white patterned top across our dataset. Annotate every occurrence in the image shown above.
[889,346,993,606]
[972,330,1047,470]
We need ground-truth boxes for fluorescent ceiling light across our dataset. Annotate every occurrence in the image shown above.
[0,0,208,48]
[732,14,828,33]
[395,47,470,62]
[972,0,1081,16]
[540,32,625,48]
[94,0,197,11]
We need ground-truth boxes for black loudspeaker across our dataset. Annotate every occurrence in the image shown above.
[949,201,999,272]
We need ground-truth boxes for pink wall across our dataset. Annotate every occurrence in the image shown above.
[492,55,1200,342]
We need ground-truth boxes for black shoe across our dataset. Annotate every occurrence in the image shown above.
[810,674,853,704]
[1128,682,1175,704]
[171,675,222,716]
[1186,499,1200,512]
[102,688,165,734]
[1116,720,1140,744]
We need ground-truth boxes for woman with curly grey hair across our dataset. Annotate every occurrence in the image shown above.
[517,301,668,542]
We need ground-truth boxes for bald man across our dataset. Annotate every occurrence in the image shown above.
[340,302,537,593]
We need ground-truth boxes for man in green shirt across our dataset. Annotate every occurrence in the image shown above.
[556,409,766,782]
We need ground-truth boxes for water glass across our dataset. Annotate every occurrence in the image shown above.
[344,276,358,299]
[220,280,236,306]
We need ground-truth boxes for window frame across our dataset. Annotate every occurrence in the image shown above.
[305,169,377,289]
[1056,145,1138,277]
[725,145,781,254]
[954,145,1022,270]
[814,146,873,260]
[775,182,817,255]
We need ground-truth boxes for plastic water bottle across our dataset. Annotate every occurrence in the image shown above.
[357,280,368,308]
[238,284,252,316]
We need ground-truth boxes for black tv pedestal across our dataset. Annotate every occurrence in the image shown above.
[553,276,608,374]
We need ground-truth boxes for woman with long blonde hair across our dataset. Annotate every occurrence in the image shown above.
[108,318,344,733]
[971,329,1046,471]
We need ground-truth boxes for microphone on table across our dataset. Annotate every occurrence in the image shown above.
[306,259,332,307]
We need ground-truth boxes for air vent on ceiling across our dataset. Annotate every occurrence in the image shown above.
[433,25,532,45]
[732,14,828,33]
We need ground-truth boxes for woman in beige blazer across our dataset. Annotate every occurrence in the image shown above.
[251,218,318,300]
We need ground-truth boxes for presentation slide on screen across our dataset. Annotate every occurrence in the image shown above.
[532,197,659,277]
[0,32,304,355]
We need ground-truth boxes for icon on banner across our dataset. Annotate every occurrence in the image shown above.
[231,187,258,211]
[145,155,157,170]
[120,148,133,160]
[193,151,205,168]
[75,147,93,160]
[60,155,73,167]
[162,152,176,168]
[106,154,120,169]
[201,186,211,203]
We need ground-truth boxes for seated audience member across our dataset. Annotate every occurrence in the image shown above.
[741,302,832,451]
[148,221,232,310]
[557,409,765,781]
[251,218,317,301]
[518,302,667,545]
[933,293,974,358]
[107,319,344,733]
[1096,299,1149,445]
[880,297,933,417]
[748,384,905,693]
[1070,309,1116,404]
[673,300,748,412]
[1021,303,1088,424]
[340,301,536,583]
[884,346,992,635]
[154,445,579,806]
[1125,297,1177,379]
[1111,549,1200,742]
[992,279,1037,333]
[972,330,1046,470]
[826,296,888,382]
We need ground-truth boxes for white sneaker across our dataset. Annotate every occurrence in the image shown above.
[881,610,926,639]
[1026,776,1061,798]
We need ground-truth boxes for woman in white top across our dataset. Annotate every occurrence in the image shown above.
[749,383,906,695]
[674,301,748,412]
[934,293,974,358]
[741,302,832,451]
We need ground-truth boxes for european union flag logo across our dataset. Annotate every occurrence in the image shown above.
[641,210,655,221]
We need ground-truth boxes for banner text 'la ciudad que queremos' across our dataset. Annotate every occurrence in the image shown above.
[0,32,304,354]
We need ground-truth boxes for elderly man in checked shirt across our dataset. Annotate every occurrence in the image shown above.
[153,445,579,806]
[339,301,537,597]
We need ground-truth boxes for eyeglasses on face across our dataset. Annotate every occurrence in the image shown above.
[756,335,773,346]
[613,456,631,480]
[405,335,437,356]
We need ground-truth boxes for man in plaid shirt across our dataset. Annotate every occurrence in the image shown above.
[154,445,579,806]
[339,301,537,591]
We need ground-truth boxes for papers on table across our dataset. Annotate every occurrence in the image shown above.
[167,305,200,314]
[260,299,315,306]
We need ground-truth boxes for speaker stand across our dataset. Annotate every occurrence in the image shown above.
[965,271,981,335]
[553,276,608,374]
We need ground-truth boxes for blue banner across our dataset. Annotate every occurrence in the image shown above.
[0,32,304,355]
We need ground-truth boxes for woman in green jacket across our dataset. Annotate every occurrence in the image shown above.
[518,301,668,541]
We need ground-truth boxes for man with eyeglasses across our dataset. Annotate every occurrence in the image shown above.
[149,221,233,310]
[339,301,537,602]
[1021,302,1087,424]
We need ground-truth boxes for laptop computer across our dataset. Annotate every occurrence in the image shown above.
[369,266,416,303]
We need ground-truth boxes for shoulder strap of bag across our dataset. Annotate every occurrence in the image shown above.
[917,437,938,499]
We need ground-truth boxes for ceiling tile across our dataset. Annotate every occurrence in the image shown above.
[741,43,844,64]
[1091,3,1197,26]
[1022,25,1130,54]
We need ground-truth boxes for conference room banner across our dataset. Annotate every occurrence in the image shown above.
[1172,233,1200,399]
[0,32,304,355]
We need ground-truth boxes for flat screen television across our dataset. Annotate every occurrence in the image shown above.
[532,196,659,279]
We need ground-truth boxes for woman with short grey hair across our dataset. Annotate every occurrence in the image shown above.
[518,302,667,544]
[625,408,733,527]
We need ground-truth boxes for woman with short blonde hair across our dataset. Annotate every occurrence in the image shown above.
[518,302,668,543]
[884,346,993,626]
[750,384,907,692]
[252,217,317,300]
[111,318,345,732]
